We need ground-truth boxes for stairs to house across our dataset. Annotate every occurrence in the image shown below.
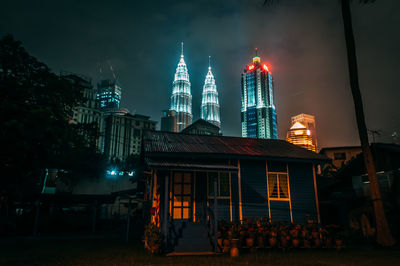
[172,223,214,253]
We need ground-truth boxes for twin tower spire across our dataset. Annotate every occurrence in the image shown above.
[170,43,221,131]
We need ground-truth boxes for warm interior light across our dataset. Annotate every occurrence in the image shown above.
[263,64,269,72]
[248,65,255,70]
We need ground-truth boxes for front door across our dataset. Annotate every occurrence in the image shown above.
[172,172,192,220]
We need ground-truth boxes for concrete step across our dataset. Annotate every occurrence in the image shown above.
[173,223,214,252]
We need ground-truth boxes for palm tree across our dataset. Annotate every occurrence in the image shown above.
[264,0,395,246]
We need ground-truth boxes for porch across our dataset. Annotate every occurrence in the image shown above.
[149,160,239,253]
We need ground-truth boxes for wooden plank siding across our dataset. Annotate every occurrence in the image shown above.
[288,162,318,222]
[269,201,291,221]
[237,160,318,223]
[240,160,269,219]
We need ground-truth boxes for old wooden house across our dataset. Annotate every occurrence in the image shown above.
[142,131,328,253]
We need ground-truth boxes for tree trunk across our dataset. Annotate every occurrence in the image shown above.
[340,0,395,246]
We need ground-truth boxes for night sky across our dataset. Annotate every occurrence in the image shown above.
[1,0,399,148]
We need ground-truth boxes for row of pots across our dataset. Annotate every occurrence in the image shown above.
[218,237,344,256]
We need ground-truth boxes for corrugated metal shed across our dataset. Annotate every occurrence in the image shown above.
[144,131,328,162]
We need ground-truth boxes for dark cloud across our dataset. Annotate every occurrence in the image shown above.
[1,0,399,148]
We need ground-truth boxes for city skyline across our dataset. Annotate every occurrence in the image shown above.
[1,0,399,148]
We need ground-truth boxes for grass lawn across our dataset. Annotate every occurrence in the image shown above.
[1,237,400,266]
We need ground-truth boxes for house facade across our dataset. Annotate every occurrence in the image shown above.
[142,131,328,252]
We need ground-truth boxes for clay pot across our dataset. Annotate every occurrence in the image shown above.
[269,237,277,247]
[292,238,300,248]
[246,237,254,248]
[230,247,239,257]
[230,239,240,257]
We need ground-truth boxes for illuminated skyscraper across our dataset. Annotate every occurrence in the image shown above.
[241,53,277,139]
[201,57,220,128]
[286,121,316,152]
[170,43,192,131]
[289,113,318,151]
[97,79,121,111]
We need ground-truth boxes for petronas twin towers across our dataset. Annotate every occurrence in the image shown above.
[170,43,220,132]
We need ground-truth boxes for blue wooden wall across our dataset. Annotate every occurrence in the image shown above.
[288,162,318,222]
[240,160,269,218]
[238,160,317,223]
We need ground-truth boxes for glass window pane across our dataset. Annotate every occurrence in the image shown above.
[182,208,189,219]
[183,184,191,195]
[173,208,182,219]
[183,196,190,207]
[174,173,182,183]
[183,173,191,183]
[174,184,181,195]
[219,173,230,197]
[173,196,182,206]
[268,173,278,198]
[278,174,289,198]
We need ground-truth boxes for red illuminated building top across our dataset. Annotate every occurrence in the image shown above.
[247,61,270,73]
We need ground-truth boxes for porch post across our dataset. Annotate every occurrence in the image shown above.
[213,179,218,252]
[312,164,321,223]
[163,175,169,245]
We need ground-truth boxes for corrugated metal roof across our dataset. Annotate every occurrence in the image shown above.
[146,158,238,171]
[144,131,329,162]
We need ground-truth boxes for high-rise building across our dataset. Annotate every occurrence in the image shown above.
[97,79,122,111]
[170,43,192,132]
[103,109,157,159]
[286,121,316,152]
[241,53,277,139]
[201,57,220,129]
[161,110,178,132]
[61,71,103,149]
[291,113,318,151]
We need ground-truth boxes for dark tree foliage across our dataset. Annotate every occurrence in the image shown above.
[0,35,105,199]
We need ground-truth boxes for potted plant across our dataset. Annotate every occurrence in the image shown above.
[335,232,344,250]
[256,226,265,248]
[143,223,163,254]
[290,225,301,248]
[230,223,240,257]
[269,226,278,248]
[246,226,256,247]
[280,226,289,249]
[302,228,312,248]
